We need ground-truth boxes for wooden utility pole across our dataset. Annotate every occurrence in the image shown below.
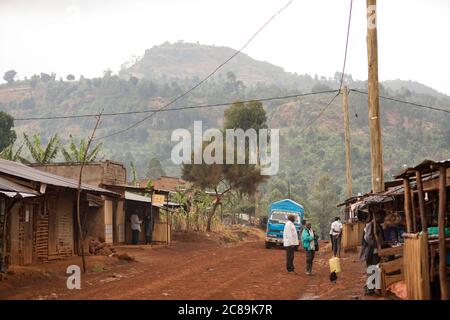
[366,0,384,192]
[342,86,352,197]
[438,166,449,300]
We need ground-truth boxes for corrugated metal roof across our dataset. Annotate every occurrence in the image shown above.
[125,191,152,203]
[395,159,450,178]
[0,175,40,195]
[124,191,182,207]
[0,159,118,196]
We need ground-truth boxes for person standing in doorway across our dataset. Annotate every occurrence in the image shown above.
[302,222,318,275]
[144,214,152,244]
[329,217,343,257]
[130,212,142,245]
[283,215,299,273]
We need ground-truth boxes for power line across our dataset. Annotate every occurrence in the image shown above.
[300,0,353,134]
[94,0,295,141]
[338,0,353,91]
[350,89,450,114]
[14,90,338,121]
[299,92,340,134]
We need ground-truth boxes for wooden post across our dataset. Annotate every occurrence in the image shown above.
[415,171,427,232]
[366,0,384,193]
[76,113,102,273]
[166,194,170,245]
[438,166,449,300]
[403,177,412,233]
[411,189,417,232]
[342,85,353,197]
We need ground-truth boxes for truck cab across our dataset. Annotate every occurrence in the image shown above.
[265,199,304,249]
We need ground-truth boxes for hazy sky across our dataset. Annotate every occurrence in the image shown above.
[1,0,449,95]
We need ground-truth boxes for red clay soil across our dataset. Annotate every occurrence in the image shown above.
[0,227,382,300]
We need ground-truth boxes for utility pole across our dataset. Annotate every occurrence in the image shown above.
[366,0,384,193]
[342,85,352,198]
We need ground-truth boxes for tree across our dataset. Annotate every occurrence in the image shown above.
[61,135,103,163]
[3,70,17,84]
[23,133,59,163]
[129,76,139,86]
[224,101,267,130]
[0,111,16,151]
[0,143,23,162]
[130,161,138,185]
[40,73,52,82]
[146,157,166,179]
[66,74,75,81]
[182,101,268,231]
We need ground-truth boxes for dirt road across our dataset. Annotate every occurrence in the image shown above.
[0,228,373,300]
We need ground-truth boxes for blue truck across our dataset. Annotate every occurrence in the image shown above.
[265,199,304,249]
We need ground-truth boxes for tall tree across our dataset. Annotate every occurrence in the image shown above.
[61,135,103,163]
[183,101,268,231]
[0,111,16,151]
[3,70,17,84]
[146,157,166,179]
[23,133,59,164]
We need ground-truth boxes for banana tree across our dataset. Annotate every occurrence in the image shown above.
[62,134,103,163]
[23,133,59,164]
[0,143,24,162]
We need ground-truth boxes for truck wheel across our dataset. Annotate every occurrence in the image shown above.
[265,242,273,249]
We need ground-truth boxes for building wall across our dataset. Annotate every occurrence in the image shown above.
[8,189,76,266]
[31,164,104,187]
[31,161,126,244]
[47,189,75,258]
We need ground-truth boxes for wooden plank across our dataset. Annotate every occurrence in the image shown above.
[415,171,427,231]
[403,178,412,233]
[380,257,403,273]
[378,246,403,257]
[385,273,403,287]
[438,166,449,300]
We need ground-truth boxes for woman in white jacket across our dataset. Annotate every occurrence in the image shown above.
[283,215,299,273]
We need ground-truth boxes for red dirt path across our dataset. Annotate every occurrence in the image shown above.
[0,228,378,300]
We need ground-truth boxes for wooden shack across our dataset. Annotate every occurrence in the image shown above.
[0,159,117,267]
[395,159,450,300]
[31,161,127,244]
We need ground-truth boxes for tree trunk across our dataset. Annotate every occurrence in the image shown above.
[206,201,219,232]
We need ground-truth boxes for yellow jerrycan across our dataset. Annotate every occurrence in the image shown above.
[329,257,341,273]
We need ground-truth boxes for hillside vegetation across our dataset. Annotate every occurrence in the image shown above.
[1,42,449,235]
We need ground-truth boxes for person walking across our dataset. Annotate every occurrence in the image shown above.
[329,217,343,257]
[283,215,299,273]
[302,222,318,275]
[130,212,142,245]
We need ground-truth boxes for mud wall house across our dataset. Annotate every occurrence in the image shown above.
[0,159,117,267]
[30,161,127,245]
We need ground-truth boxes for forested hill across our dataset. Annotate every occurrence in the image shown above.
[119,41,309,89]
[1,41,449,230]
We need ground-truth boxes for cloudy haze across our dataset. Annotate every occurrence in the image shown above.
[1,0,449,95]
